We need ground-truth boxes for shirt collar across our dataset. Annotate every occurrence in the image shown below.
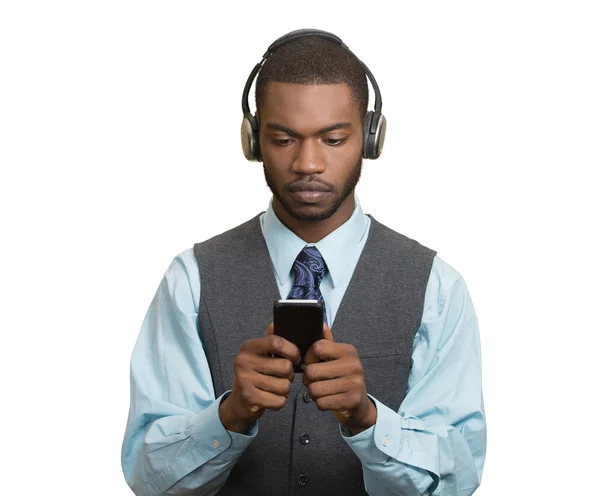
[261,196,369,288]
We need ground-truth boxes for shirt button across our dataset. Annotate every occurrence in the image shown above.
[212,440,221,448]
[303,391,312,403]
[382,437,389,447]
[297,474,309,487]
[299,433,311,445]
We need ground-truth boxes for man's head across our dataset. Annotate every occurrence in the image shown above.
[255,36,368,223]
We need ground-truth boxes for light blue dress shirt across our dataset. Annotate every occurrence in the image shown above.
[121,198,486,495]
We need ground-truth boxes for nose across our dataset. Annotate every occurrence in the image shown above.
[291,138,326,175]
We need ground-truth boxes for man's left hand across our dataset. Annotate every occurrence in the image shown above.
[302,324,377,435]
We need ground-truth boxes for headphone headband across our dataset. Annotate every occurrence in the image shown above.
[241,29,382,116]
[264,29,347,57]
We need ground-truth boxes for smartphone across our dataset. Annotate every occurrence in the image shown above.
[273,299,324,373]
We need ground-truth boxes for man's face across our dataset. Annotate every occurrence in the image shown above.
[259,82,364,222]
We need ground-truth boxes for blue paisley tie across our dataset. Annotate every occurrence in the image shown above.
[287,246,329,325]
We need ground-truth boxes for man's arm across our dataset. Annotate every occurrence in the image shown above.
[121,251,257,496]
[341,258,486,495]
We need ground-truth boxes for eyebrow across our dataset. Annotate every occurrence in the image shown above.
[265,122,352,137]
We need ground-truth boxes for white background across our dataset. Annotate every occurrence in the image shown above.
[1,1,598,494]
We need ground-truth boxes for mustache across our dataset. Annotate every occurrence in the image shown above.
[287,179,335,193]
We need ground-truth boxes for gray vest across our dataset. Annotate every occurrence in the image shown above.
[193,214,436,496]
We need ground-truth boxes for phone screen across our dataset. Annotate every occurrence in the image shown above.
[273,300,324,372]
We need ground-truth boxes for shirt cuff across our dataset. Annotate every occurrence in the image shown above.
[340,395,436,495]
[189,391,258,461]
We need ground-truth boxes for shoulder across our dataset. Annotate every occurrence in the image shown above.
[429,255,464,295]
[193,214,264,254]
[169,247,199,276]
[367,217,437,280]
[424,255,470,321]
[366,217,463,295]
[368,216,436,256]
[163,247,200,296]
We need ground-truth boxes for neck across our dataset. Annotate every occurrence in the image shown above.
[273,194,355,243]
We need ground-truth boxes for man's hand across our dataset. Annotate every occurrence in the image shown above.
[302,324,377,435]
[219,323,300,434]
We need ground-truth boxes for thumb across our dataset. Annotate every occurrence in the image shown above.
[266,322,274,336]
[322,322,333,341]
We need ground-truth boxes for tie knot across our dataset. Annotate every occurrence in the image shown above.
[293,246,328,288]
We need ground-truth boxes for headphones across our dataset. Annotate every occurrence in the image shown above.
[241,28,387,162]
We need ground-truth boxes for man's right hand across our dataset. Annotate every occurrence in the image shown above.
[219,323,300,434]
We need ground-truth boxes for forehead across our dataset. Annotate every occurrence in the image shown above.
[259,82,361,129]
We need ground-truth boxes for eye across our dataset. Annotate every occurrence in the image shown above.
[323,138,347,146]
[271,138,295,146]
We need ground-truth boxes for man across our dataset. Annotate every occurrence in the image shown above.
[121,29,486,495]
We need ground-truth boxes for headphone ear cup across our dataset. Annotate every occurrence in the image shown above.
[362,111,386,160]
[241,113,261,161]
[362,112,374,159]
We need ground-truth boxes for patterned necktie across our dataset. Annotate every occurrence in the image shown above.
[287,246,329,325]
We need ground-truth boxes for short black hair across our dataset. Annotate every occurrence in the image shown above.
[255,36,368,118]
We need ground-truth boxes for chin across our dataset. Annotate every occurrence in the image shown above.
[283,200,340,222]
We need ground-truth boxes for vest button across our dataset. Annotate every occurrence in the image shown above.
[297,474,309,487]
[303,391,312,403]
[299,433,310,445]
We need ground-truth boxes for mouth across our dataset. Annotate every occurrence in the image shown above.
[287,182,333,204]
[288,190,331,203]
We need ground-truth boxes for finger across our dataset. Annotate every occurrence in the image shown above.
[304,339,328,366]
[312,392,356,413]
[252,373,292,397]
[302,325,333,366]
[253,356,294,381]
[265,324,275,359]
[306,377,351,399]
[241,335,300,364]
[250,388,288,411]
[302,359,360,385]
[305,340,356,365]
[265,322,274,336]
[240,337,268,354]
[265,335,301,364]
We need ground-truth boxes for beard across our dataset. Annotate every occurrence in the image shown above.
[263,156,363,222]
